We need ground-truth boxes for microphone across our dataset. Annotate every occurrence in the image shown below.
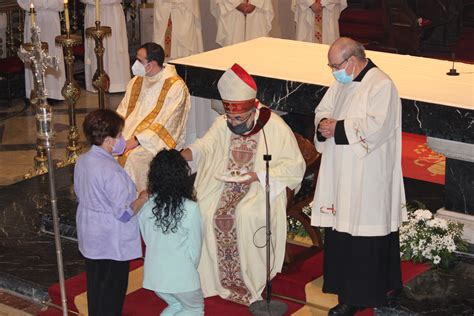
[446,52,460,76]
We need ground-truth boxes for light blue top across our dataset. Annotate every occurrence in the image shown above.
[74,145,142,261]
[139,198,203,293]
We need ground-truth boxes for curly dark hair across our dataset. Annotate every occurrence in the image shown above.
[148,149,196,234]
[83,109,124,146]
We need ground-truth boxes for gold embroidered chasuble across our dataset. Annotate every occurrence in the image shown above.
[116,64,191,192]
[189,106,305,305]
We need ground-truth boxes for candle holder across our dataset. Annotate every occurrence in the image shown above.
[55,33,82,167]
[21,41,50,178]
[85,20,111,109]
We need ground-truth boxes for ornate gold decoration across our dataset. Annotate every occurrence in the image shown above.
[85,21,111,109]
[55,33,83,167]
[413,144,446,177]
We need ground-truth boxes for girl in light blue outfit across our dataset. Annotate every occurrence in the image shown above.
[138,149,204,315]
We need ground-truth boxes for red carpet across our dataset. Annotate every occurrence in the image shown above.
[40,246,429,316]
[401,132,445,185]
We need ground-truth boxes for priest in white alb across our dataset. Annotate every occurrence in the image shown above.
[292,0,347,45]
[210,0,273,47]
[181,63,305,305]
[116,43,191,192]
[18,0,66,101]
[82,0,131,93]
[312,37,406,315]
[153,0,203,59]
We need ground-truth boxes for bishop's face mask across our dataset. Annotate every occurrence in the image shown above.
[111,135,126,156]
[132,60,148,77]
[226,111,255,135]
[332,60,354,84]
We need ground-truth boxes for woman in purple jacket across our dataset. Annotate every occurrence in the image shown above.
[74,109,147,316]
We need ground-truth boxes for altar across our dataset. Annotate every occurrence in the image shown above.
[171,37,474,242]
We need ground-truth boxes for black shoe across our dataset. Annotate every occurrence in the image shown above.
[328,303,361,316]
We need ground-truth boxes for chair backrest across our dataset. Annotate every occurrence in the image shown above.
[286,133,321,206]
[294,132,321,182]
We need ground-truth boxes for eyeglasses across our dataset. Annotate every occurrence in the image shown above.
[225,111,254,124]
[328,56,351,71]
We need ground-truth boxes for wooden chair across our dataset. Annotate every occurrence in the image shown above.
[285,133,323,263]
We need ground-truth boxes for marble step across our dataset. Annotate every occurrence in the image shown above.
[292,276,338,316]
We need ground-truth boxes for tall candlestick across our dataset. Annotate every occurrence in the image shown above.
[95,0,100,22]
[30,3,35,26]
[64,0,70,34]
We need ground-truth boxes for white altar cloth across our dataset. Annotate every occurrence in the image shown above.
[172,37,474,111]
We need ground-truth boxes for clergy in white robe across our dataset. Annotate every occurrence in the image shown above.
[18,0,66,100]
[181,64,305,305]
[210,0,273,47]
[153,0,203,58]
[292,0,347,45]
[116,43,191,192]
[82,0,130,93]
[311,38,406,313]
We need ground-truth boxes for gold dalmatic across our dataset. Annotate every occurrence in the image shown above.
[117,75,181,167]
[213,134,258,305]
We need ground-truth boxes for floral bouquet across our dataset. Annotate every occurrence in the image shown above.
[400,208,467,269]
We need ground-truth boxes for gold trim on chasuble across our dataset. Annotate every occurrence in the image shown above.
[213,134,259,306]
[118,76,181,167]
[314,10,322,43]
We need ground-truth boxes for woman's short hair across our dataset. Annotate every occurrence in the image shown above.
[83,109,124,146]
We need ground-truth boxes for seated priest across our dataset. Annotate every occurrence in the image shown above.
[116,42,191,192]
[311,37,406,315]
[181,63,305,306]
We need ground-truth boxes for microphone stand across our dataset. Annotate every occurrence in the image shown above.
[446,52,460,76]
[249,147,287,315]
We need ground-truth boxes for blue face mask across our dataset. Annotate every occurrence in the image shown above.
[332,61,354,84]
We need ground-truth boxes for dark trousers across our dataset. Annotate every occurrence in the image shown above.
[322,229,402,308]
[85,258,130,316]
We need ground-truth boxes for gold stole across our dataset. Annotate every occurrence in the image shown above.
[213,134,259,306]
[314,10,323,43]
[118,76,181,167]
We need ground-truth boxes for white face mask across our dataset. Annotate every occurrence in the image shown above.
[132,60,148,77]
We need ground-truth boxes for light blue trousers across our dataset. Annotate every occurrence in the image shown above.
[156,289,204,316]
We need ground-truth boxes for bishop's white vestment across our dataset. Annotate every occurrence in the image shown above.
[82,0,131,93]
[153,0,203,58]
[187,105,305,305]
[210,0,274,47]
[292,0,347,45]
[18,0,66,100]
[311,61,407,237]
[116,64,191,192]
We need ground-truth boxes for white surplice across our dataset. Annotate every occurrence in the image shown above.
[311,65,407,237]
[116,64,191,192]
[82,0,130,93]
[153,0,203,58]
[210,0,273,47]
[187,107,305,304]
[292,0,347,45]
[18,0,66,100]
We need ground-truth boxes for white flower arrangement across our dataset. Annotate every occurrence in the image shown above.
[400,208,467,269]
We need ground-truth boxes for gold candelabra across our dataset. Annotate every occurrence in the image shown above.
[21,41,49,178]
[86,21,111,109]
[55,32,82,167]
